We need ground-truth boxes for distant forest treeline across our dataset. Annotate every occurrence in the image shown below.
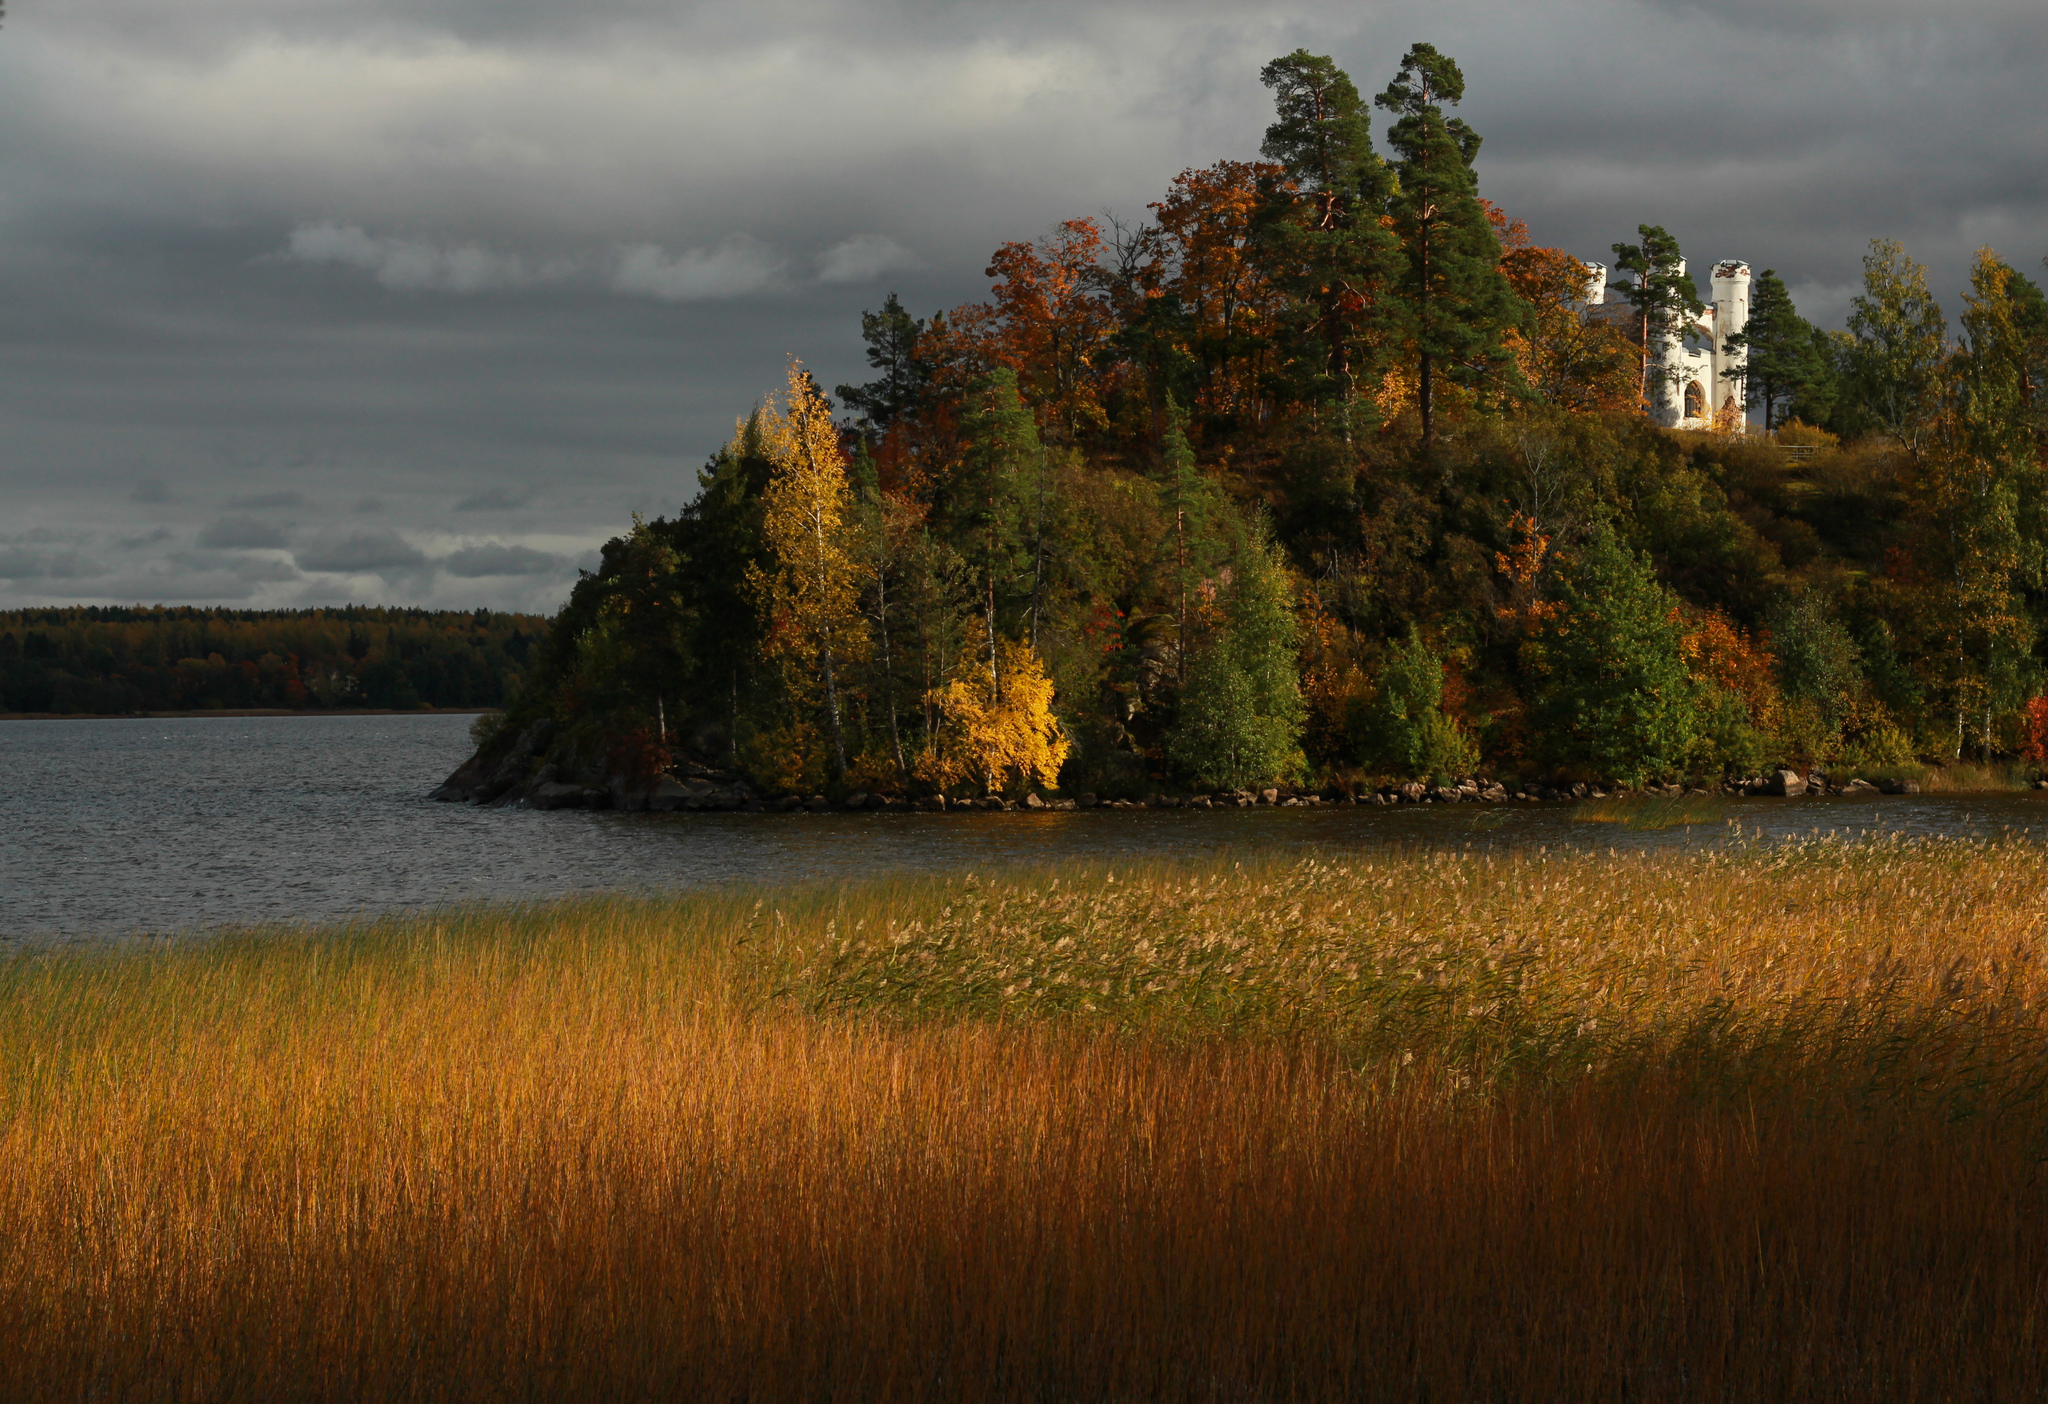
[477,42,2048,797]
[0,607,546,715]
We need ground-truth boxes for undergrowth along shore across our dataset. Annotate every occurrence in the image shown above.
[6,839,2048,1400]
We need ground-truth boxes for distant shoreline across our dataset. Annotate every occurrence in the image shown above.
[0,707,495,722]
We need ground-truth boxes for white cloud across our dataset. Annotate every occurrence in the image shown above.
[285,222,576,292]
[281,223,789,301]
[816,233,920,284]
[612,238,786,302]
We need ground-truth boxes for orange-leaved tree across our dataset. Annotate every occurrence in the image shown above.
[916,637,1070,795]
[2021,694,2048,765]
[1489,203,1637,413]
[981,218,1114,442]
[1679,606,1782,737]
[1150,160,1289,421]
[746,360,869,783]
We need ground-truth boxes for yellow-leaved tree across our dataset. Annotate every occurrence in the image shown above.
[745,361,868,782]
[917,637,1070,796]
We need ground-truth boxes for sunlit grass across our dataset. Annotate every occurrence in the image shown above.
[5,839,2048,1399]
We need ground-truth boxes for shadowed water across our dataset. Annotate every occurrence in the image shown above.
[4,713,2043,939]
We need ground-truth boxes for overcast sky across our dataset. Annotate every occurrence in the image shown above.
[2,0,2043,613]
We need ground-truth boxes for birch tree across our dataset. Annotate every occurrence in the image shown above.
[746,361,869,782]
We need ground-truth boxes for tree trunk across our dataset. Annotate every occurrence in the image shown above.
[1638,308,1653,412]
[813,511,847,781]
[1030,444,1048,653]
[986,490,1003,703]
[819,630,846,781]
[1417,213,1434,453]
[1418,350,1434,452]
[1175,489,1188,691]
[876,567,905,778]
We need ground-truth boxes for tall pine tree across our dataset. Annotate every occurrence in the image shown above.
[1610,225,1705,418]
[1722,269,1828,431]
[1255,50,1400,427]
[1375,42,1527,451]
[835,293,927,433]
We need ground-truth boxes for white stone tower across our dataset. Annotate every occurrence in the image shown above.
[1637,257,1752,428]
[1709,260,1751,425]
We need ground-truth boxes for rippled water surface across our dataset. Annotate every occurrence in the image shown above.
[4,713,2044,939]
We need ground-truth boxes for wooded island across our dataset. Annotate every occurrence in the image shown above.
[447,45,2048,809]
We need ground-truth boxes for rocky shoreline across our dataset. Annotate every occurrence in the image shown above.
[433,724,2041,814]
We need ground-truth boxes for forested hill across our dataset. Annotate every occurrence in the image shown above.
[0,607,545,715]
[454,43,2048,805]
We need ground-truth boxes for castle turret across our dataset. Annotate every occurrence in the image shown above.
[1710,260,1751,424]
[1579,260,1607,307]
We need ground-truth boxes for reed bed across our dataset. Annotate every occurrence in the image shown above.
[4,838,2048,1401]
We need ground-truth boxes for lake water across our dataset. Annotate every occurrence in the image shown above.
[4,713,2044,940]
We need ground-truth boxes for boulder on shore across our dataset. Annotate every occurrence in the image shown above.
[1764,768,1809,797]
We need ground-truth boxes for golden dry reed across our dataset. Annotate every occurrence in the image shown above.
[5,837,2048,1401]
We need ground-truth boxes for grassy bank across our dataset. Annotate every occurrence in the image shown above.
[5,841,2048,1400]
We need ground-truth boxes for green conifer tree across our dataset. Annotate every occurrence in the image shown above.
[955,369,1040,699]
[835,293,928,433]
[1375,43,1528,451]
[676,413,773,761]
[1361,627,1480,779]
[1155,398,1231,690]
[1167,519,1306,791]
[1722,269,1829,432]
[1255,50,1400,426]
[1527,524,1700,783]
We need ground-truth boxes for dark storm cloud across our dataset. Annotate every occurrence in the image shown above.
[2,0,2043,610]
[196,516,292,549]
[452,487,532,512]
[441,543,565,577]
[0,546,103,580]
[295,530,428,574]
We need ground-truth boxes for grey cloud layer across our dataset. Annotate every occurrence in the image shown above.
[0,515,602,610]
[2,0,2043,611]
